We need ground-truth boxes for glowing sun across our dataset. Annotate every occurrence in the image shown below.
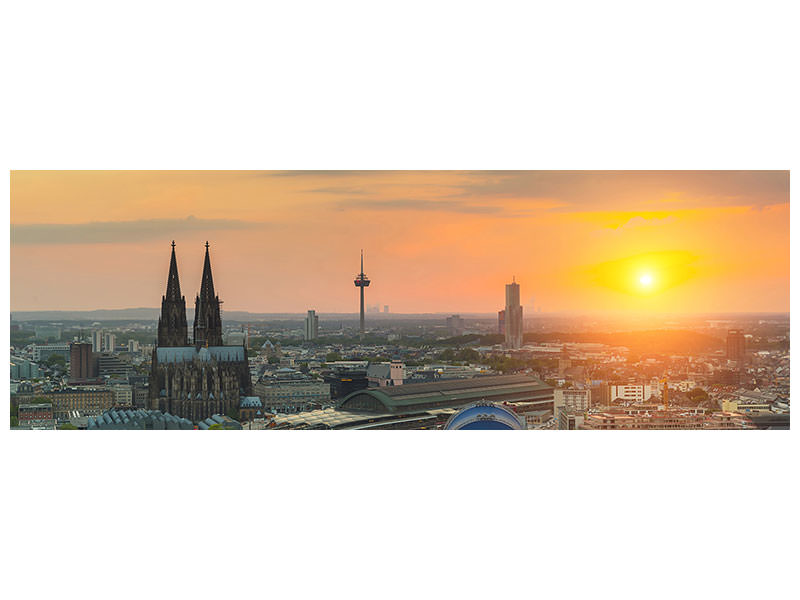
[639,273,654,287]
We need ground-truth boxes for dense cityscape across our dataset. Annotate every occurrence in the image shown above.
[10,243,790,430]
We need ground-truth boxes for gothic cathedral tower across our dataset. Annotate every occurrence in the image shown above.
[157,241,189,347]
[193,241,224,347]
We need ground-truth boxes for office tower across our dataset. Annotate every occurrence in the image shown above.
[193,241,224,347]
[726,329,746,361]
[353,250,371,339]
[446,314,465,337]
[383,305,389,313]
[157,241,189,347]
[91,330,103,353]
[304,310,319,341]
[69,342,98,382]
[504,278,523,349]
[498,310,505,335]
[103,333,116,353]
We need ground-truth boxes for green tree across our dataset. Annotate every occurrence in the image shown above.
[687,388,710,406]
[58,423,77,430]
[46,354,66,368]
[325,351,342,362]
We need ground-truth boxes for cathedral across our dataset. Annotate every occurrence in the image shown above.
[149,242,252,422]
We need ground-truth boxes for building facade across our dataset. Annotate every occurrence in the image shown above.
[554,388,591,413]
[609,384,659,404]
[18,403,56,429]
[17,388,115,420]
[254,379,331,413]
[10,356,40,380]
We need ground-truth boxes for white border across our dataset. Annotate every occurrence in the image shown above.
[2,2,797,600]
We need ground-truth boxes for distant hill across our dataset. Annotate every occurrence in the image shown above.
[10,308,493,322]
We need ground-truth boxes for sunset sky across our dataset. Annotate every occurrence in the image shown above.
[10,170,789,314]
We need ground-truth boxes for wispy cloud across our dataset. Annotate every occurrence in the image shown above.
[448,170,790,212]
[306,186,372,195]
[11,215,262,245]
[333,198,506,214]
[268,170,390,178]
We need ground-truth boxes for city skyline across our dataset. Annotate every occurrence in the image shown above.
[10,170,789,314]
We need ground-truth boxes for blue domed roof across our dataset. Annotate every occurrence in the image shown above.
[444,402,524,430]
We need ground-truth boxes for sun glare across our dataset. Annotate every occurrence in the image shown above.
[639,273,654,287]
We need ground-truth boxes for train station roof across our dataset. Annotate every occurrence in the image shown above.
[337,375,552,415]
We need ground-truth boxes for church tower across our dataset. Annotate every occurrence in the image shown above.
[193,241,224,347]
[157,241,189,347]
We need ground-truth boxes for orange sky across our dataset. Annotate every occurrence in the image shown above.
[9,170,790,314]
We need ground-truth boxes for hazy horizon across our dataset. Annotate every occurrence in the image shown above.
[10,170,789,314]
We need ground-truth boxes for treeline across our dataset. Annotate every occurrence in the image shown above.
[522,330,723,355]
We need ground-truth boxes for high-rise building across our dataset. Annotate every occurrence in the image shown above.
[103,333,116,353]
[304,309,319,341]
[446,314,465,337]
[383,305,390,313]
[504,279,523,349]
[69,342,98,382]
[498,310,505,335]
[91,330,103,353]
[353,250,371,340]
[726,329,746,361]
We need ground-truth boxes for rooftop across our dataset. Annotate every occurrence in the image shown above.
[338,375,553,414]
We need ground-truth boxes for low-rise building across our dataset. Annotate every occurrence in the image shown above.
[239,396,264,422]
[609,384,660,404]
[18,388,114,420]
[554,388,591,414]
[18,403,56,429]
[10,356,41,380]
[580,408,755,430]
[32,344,71,362]
[254,379,331,413]
[88,408,193,430]
[109,383,134,407]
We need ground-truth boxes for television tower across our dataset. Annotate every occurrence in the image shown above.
[354,250,371,340]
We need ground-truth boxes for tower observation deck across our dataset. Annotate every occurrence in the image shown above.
[354,250,370,339]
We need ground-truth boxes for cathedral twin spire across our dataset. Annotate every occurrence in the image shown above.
[157,241,223,348]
